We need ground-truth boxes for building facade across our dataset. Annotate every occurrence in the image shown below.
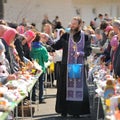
[3,0,120,30]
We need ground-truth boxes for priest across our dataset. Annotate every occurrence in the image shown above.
[50,16,92,117]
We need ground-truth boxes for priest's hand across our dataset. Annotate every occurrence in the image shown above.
[74,52,80,58]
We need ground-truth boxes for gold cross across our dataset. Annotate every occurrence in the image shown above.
[73,44,76,51]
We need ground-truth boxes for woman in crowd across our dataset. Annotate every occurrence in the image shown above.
[43,23,54,41]
[53,28,65,86]
[1,28,20,73]
[0,39,16,84]
[22,30,36,60]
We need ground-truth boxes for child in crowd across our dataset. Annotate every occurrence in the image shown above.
[30,32,48,103]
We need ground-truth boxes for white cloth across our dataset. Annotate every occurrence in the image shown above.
[53,49,63,62]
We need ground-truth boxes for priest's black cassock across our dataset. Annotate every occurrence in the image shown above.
[51,30,92,116]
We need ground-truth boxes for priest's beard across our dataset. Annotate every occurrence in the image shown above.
[70,26,80,36]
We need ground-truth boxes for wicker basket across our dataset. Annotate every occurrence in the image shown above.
[18,105,35,117]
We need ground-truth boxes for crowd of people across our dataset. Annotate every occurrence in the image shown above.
[0,13,120,119]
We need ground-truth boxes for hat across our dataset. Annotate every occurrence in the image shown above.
[110,35,119,47]
[105,25,113,32]
[2,28,18,45]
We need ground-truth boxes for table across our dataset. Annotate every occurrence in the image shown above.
[0,71,43,120]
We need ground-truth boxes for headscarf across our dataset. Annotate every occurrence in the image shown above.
[0,40,5,63]
[105,25,113,32]
[24,30,36,49]
[0,25,10,37]
[54,28,64,41]
[2,28,18,46]
[0,39,5,51]
[0,52,5,63]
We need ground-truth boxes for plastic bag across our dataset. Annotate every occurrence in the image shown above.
[49,62,54,73]
[67,64,83,79]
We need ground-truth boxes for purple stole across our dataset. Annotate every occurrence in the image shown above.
[66,31,85,101]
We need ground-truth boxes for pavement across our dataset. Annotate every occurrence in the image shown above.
[33,87,59,120]
[29,84,104,120]
[20,84,104,120]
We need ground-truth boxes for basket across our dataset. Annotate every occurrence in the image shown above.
[18,105,35,117]
[67,64,83,79]
[17,100,35,117]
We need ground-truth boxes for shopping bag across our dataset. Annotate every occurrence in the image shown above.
[67,64,83,79]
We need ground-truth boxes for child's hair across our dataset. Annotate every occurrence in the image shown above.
[33,32,41,42]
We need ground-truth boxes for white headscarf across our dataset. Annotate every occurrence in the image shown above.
[0,52,5,63]
[0,39,5,51]
[0,39,5,63]
[54,28,63,42]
